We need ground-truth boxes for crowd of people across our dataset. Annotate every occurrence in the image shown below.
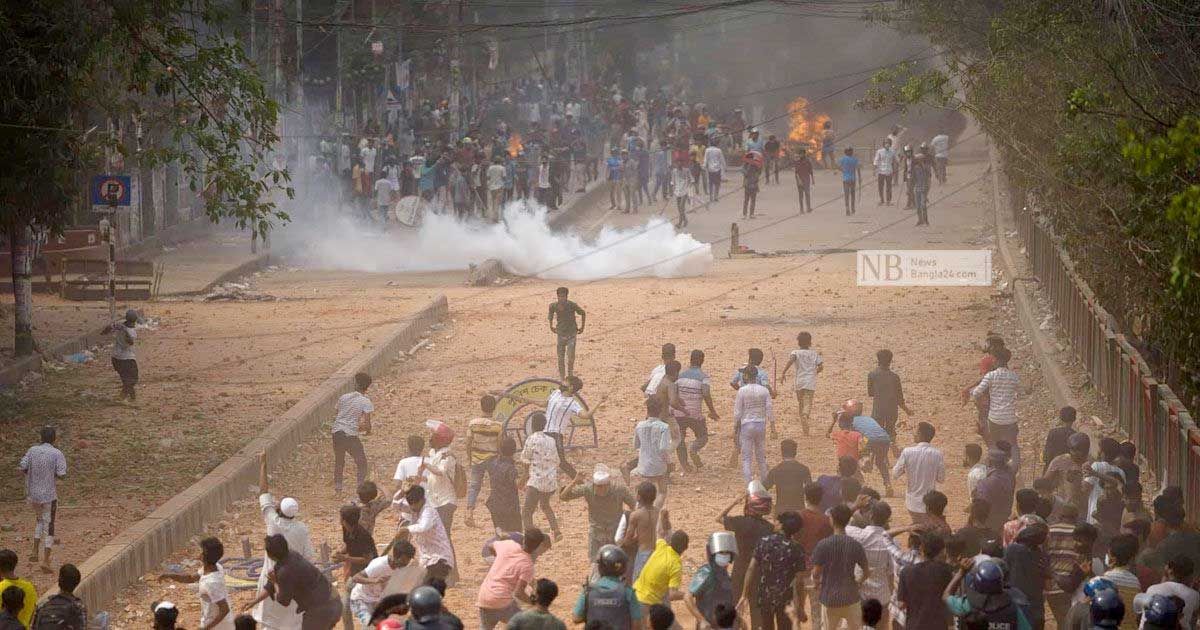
[13,296,1199,630]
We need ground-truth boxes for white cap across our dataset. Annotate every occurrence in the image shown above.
[592,464,612,485]
[279,497,300,518]
[154,602,177,612]
[747,480,769,498]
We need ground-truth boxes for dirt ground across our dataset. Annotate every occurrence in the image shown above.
[1,129,1116,629]
[96,140,1079,628]
[0,268,468,593]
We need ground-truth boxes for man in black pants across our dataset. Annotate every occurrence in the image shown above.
[263,535,342,630]
[331,372,373,494]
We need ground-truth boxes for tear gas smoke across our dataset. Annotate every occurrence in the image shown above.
[280,200,713,281]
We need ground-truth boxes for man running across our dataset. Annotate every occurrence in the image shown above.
[673,350,720,472]
[19,426,66,572]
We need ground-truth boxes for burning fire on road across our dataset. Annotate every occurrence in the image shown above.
[787,96,832,160]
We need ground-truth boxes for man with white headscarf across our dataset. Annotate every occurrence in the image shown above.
[253,453,314,630]
[560,464,637,561]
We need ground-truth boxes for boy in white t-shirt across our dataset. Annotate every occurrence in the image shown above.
[349,540,421,626]
[392,434,428,494]
[779,331,823,435]
[157,537,234,630]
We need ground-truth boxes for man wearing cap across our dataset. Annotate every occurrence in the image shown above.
[423,420,459,537]
[255,453,314,629]
[111,308,140,402]
[560,466,636,561]
[973,448,1017,535]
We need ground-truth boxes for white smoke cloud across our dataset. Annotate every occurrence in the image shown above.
[278,200,714,281]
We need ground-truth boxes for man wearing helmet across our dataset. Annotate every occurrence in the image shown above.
[943,558,1034,630]
[685,532,737,629]
[573,545,645,629]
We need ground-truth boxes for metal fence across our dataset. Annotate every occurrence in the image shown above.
[1011,199,1200,521]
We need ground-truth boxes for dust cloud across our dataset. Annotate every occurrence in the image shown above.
[279,201,714,280]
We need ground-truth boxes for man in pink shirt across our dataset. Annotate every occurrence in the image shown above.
[477,528,551,629]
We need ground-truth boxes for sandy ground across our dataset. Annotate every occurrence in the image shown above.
[0,269,468,595]
[87,131,1094,629]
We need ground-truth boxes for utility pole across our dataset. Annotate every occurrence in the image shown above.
[249,0,256,66]
[272,0,283,104]
[296,0,303,117]
[449,0,463,138]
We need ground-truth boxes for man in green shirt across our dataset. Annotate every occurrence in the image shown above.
[560,466,636,561]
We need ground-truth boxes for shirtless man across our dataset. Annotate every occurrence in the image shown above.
[621,482,669,582]
[651,361,686,454]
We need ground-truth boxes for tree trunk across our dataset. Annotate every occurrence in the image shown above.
[9,224,35,356]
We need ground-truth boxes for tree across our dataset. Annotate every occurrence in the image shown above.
[858,0,1200,405]
[1,0,288,356]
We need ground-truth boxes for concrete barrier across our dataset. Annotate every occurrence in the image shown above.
[70,295,449,613]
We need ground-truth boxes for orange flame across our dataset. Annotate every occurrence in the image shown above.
[507,132,524,157]
[786,96,831,161]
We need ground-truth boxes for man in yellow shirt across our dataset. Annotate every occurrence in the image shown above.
[465,395,503,528]
[0,550,37,629]
[633,509,689,609]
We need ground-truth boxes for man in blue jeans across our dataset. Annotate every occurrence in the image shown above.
[838,147,861,215]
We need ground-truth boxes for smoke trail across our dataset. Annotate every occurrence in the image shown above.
[279,200,714,281]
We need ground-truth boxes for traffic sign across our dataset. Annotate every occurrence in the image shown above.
[90,175,132,209]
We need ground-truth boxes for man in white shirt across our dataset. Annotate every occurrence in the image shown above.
[361,139,378,178]
[373,176,397,223]
[157,537,235,630]
[393,434,429,493]
[845,502,898,629]
[350,541,420,625]
[394,485,454,582]
[422,420,459,536]
[873,138,897,206]
[544,377,601,479]
[891,422,946,526]
[733,366,773,483]
[486,157,507,222]
[1134,558,1199,630]
[642,343,676,398]
[519,412,562,540]
[630,397,674,506]
[255,454,312,629]
[971,347,1022,470]
[703,142,726,203]
[930,133,950,184]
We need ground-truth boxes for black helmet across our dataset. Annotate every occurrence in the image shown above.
[966,559,1005,595]
[408,586,443,623]
[1141,594,1181,628]
[596,544,628,577]
[1089,588,1125,628]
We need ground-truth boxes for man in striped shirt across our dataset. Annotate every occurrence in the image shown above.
[673,350,719,471]
[544,376,601,478]
[811,504,870,630]
[971,347,1022,470]
[331,372,373,494]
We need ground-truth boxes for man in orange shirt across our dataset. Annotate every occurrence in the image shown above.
[828,411,862,461]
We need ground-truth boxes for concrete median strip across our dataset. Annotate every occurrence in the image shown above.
[67,294,449,614]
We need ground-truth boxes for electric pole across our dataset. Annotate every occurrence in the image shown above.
[449,0,463,138]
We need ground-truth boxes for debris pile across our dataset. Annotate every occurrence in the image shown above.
[201,282,277,302]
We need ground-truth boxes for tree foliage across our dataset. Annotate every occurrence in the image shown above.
[861,0,1200,404]
[1,0,289,241]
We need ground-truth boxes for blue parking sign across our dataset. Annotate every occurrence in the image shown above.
[90,175,132,208]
